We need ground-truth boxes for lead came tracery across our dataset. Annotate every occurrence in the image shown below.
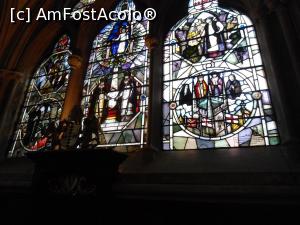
[163,0,280,150]
[9,35,72,156]
[82,0,150,152]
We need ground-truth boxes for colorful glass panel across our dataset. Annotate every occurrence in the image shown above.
[163,0,280,150]
[82,0,150,152]
[9,35,72,157]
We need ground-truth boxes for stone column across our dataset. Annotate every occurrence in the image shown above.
[61,55,83,121]
[252,3,299,145]
[0,70,23,115]
[146,32,163,152]
[0,69,24,160]
[267,0,300,145]
[264,0,300,87]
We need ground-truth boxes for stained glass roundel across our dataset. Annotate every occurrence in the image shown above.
[163,0,280,150]
[9,35,72,157]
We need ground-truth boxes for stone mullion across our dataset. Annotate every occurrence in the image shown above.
[60,55,84,121]
[264,0,300,88]
[251,2,299,145]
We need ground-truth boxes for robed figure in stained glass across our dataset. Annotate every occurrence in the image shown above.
[209,73,223,97]
[202,17,225,58]
[81,88,101,148]
[55,35,70,52]
[31,121,56,151]
[182,27,203,63]
[106,87,121,123]
[194,76,209,110]
[108,21,131,57]
[225,75,242,100]
[179,84,193,106]
[195,76,208,98]
[92,79,108,124]
[118,73,139,121]
[22,102,58,151]
[23,108,41,147]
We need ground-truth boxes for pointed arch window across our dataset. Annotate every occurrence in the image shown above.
[82,0,150,152]
[163,0,280,150]
[9,35,72,157]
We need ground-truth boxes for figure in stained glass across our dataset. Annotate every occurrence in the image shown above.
[81,95,102,148]
[179,84,193,106]
[118,73,139,121]
[82,0,149,151]
[225,75,242,100]
[94,79,108,124]
[9,35,72,157]
[23,108,41,146]
[105,87,120,123]
[163,0,279,150]
[182,26,203,62]
[195,76,208,99]
[81,115,100,148]
[55,35,70,52]
[209,73,223,97]
[108,21,131,56]
[202,17,225,58]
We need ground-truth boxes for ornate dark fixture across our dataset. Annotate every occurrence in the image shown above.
[27,149,127,197]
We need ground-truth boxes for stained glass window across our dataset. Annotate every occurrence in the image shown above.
[82,0,150,152]
[163,0,280,150]
[9,35,72,157]
[73,0,96,13]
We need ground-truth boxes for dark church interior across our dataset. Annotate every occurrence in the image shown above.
[0,0,300,224]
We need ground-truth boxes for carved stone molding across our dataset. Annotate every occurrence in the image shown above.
[0,69,23,82]
[264,0,288,13]
[250,0,288,22]
[249,1,267,22]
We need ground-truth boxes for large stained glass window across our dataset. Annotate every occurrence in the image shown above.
[82,0,149,152]
[9,35,72,157]
[163,0,279,150]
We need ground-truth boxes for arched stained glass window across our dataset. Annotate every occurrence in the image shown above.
[163,0,280,150]
[73,0,96,13]
[82,0,150,152]
[9,35,72,157]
